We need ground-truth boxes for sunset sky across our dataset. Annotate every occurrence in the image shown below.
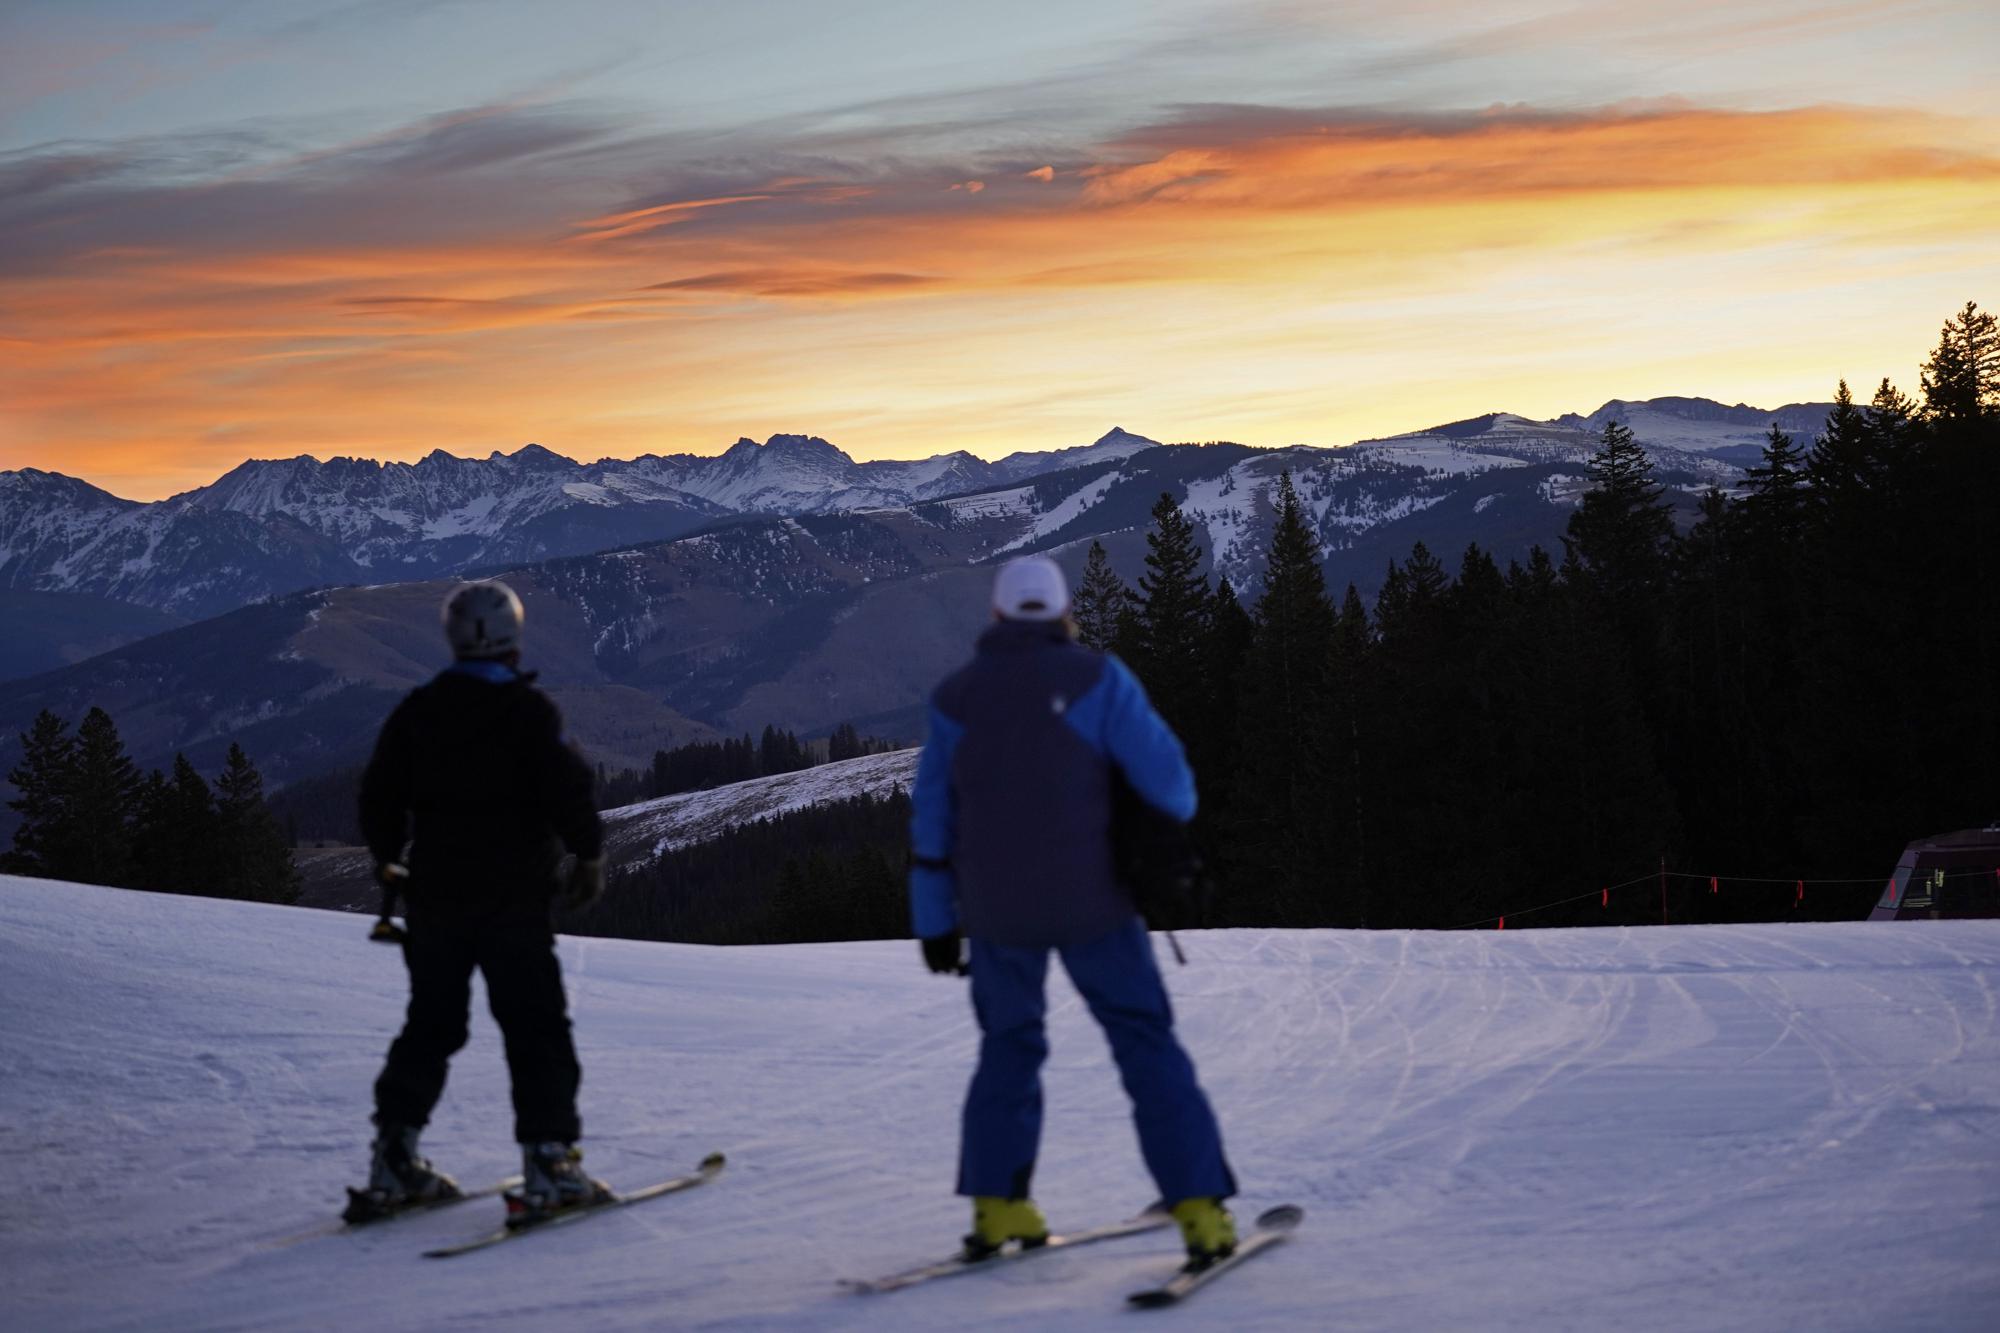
[2,0,1996,500]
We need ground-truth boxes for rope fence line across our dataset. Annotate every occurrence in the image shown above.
[1450,864,2000,932]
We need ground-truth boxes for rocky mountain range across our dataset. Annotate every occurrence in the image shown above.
[0,396,1830,797]
[0,428,1163,621]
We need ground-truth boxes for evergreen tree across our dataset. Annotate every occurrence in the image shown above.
[1366,543,1460,925]
[1919,300,2000,423]
[1072,541,1132,652]
[1661,490,1768,869]
[1129,492,1211,731]
[67,707,141,888]
[3,710,77,878]
[758,725,810,775]
[1230,473,1338,923]
[1864,377,1918,478]
[1743,424,1808,548]
[1498,546,1673,927]
[134,755,222,895]
[1328,584,1373,923]
[1203,576,1255,747]
[1562,419,1676,606]
[1561,418,1678,715]
[212,743,300,904]
[1806,379,1873,505]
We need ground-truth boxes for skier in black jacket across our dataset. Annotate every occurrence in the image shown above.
[346,579,608,1225]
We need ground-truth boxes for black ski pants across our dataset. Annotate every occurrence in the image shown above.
[374,907,581,1144]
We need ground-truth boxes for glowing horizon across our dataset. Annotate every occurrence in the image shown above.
[3,2,1996,501]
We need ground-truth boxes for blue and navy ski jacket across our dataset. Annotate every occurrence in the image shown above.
[908,618,1197,949]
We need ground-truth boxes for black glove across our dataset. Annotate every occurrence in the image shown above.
[920,930,968,976]
[562,857,605,912]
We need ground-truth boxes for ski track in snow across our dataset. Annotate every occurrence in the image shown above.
[2,878,1997,1331]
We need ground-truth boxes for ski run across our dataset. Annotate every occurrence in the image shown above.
[4,874,1998,1330]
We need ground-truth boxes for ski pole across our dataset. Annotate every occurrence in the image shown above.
[370,863,409,943]
[1165,930,1188,966]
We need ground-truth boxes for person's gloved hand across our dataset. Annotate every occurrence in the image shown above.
[370,862,410,943]
[562,857,605,912]
[920,930,967,976]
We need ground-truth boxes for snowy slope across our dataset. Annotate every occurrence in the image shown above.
[1557,398,1834,459]
[603,748,919,862]
[4,876,1997,1331]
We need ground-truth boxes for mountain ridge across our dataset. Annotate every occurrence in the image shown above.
[0,398,1807,788]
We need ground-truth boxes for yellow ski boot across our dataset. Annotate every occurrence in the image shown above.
[964,1196,1050,1259]
[1171,1196,1237,1267]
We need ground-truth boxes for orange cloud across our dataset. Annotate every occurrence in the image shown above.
[570,194,776,243]
[2,100,1996,499]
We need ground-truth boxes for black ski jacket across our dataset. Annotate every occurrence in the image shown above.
[359,660,602,914]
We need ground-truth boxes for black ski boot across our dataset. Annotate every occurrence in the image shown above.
[343,1122,461,1223]
[505,1142,611,1227]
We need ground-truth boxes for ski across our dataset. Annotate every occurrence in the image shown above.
[422,1152,726,1259]
[266,1176,523,1249]
[341,1176,522,1228]
[842,1205,1173,1294]
[1127,1204,1303,1308]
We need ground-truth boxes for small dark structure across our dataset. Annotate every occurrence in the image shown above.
[1869,826,2000,920]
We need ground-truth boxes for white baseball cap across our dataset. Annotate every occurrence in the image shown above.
[991,556,1070,621]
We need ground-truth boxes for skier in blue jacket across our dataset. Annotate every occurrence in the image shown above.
[909,554,1237,1265]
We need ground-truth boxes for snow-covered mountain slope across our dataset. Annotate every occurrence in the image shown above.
[186,443,728,576]
[0,430,1158,627]
[1557,397,1834,461]
[0,467,361,619]
[988,425,1161,482]
[603,748,919,862]
[4,876,1996,1331]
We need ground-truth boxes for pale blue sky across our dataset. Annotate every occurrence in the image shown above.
[6,1,1992,162]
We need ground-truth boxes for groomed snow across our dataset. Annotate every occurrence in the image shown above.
[3,877,1997,1331]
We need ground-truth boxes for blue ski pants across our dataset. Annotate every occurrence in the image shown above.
[957,916,1235,1204]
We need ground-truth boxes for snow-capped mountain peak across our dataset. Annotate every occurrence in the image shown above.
[0,399,1831,624]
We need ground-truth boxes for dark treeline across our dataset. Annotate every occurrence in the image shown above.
[562,791,910,945]
[3,706,300,904]
[593,723,900,810]
[267,762,370,845]
[1094,300,1998,931]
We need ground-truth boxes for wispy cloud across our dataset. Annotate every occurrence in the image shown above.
[3,88,1996,496]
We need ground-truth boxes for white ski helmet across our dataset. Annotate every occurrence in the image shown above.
[442,580,525,660]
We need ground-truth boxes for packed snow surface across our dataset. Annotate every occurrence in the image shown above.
[3,877,1997,1331]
